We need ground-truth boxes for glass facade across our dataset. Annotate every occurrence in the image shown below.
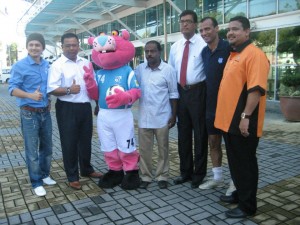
[279,0,300,13]
[249,0,276,18]
[77,0,299,101]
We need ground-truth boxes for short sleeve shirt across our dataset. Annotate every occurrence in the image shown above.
[215,41,270,137]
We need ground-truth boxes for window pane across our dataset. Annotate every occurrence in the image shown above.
[136,11,146,38]
[224,0,246,23]
[165,2,171,34]
[249,0,276,18]
[146,7,157,37]
[252,30,276,100]
[127,14,136,41]
[171,0,185,33]
[203,0,223,24]
[157,4,164,35]
[187,0,203,20]
[277,26,300,99]
[279,0,300,13]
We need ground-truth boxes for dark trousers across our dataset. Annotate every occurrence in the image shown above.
[177,82,208,183]
[223,133,259,214]
[55,99,94,182]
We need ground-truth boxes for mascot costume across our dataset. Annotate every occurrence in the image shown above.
[83,30,141,190]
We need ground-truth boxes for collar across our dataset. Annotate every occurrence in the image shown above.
[27,54,45,65]
[232,40,252,53]
[182,34,197,45]
[61,54,82,63]
[146,59,163,71]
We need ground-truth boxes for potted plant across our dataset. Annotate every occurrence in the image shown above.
[277,26,300,121]
[278,68,300,121]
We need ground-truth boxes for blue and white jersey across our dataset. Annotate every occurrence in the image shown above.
[95,65,139,109]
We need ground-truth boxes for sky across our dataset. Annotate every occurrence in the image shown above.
[0,0,31,48]
[0,0,31,66]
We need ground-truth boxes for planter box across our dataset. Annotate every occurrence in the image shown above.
[279,96,300,122]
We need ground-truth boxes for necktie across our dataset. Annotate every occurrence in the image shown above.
[180,40,190,87]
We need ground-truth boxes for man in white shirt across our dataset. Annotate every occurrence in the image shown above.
[168,9,208,188]
[136,41,178,189]
[47,33,102,190]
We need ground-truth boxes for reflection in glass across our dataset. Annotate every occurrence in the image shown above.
[136,11,146,38]
[170,0,185,33]
[252,30,276,99]
[279,0,300,13]
[158,4,164,35]
[146,7,158,37]
[127,14,136,41]
[224,0,246,23]
[249,0,276,18]
[203,0,223,24]
[187,0,203,21]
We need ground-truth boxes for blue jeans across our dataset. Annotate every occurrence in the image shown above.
[20,109,53,188]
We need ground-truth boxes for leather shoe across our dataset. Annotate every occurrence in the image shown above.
[158,180,168,189]
[173,176,191,185]
[191,180,202,189]
[139,181,150,189]
[225,207,254,218]
[69,181,81,190]
[220,194,239,204]
[82,172,103,178]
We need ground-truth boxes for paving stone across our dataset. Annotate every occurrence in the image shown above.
[0,86,299,224]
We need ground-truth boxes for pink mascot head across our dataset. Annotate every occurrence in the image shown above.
[88,30,135,69]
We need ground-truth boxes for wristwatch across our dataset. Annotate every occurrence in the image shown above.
[66,87,71,95]
[241,112,250,119]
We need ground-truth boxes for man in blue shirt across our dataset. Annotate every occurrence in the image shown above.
[8,33,56,197]
[199,17,235,195]
[136,41,178,189]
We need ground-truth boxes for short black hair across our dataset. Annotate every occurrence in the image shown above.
[179,10,198,23]
[229,16,250,30]
[145,40,162,52]
[61,33,79,44]
[200,17,218,27]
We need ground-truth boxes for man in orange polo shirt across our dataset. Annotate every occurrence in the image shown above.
[215,16,270,218]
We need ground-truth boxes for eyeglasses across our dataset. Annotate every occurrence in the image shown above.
[179,20,194,25]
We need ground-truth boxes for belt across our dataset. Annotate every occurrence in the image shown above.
[22,106,49,113]
[181,81,205,90]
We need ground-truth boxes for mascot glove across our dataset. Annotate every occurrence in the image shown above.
[83,62,99,100]
[106,88,141,108]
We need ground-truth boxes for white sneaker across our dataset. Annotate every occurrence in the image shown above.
[43,176,57,185]
[225,180,236,196]
[199,179,224,190]
[34,186,46,196]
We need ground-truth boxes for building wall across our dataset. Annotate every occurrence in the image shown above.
[77,0,300,101]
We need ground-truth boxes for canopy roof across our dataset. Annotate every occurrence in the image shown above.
[22,0,151,44]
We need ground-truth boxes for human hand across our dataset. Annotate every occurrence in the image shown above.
[70,79,81,94]
[168,116,176,129]
[239,119,250,137]
[30,86,43,101]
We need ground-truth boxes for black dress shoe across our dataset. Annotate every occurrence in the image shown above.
[173,176,191,185]
[191,180,202,188]
[158,180,168,189]
[139,181,150,189]
[225,207,254,218]
[220,194,239,204]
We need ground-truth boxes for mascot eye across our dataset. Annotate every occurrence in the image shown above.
[112,30,119,36]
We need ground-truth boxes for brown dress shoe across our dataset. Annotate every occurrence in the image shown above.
[69,181,81,190]
[81,172,103,178]
[88,172,103,178]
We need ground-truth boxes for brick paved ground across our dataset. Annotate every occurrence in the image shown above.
[0,83,299,225]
